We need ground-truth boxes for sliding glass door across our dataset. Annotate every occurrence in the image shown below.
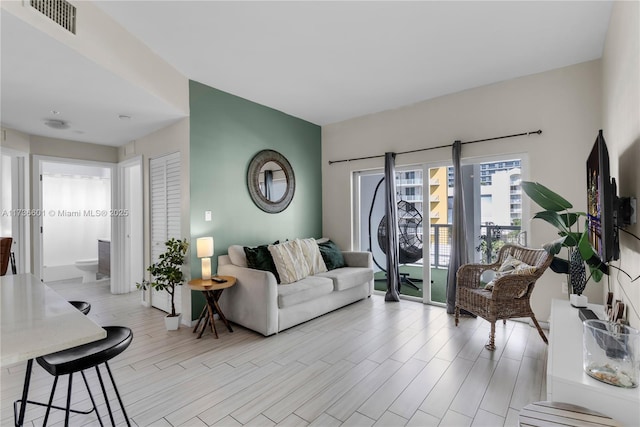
[353,154,527,306]
[426,164,451,305]
[355,166,426,301]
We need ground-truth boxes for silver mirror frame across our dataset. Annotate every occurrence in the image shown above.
[247,149,295,213]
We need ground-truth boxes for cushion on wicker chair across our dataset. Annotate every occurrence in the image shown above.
[484,261,538,295]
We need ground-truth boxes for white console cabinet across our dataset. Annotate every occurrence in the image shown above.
[547,299,640,426]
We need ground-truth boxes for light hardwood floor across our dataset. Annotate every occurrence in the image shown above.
[1,279,548,426]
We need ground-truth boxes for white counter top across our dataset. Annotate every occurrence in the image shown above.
[1,274,106,367]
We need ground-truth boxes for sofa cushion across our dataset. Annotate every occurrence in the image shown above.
[277,276,334,308]
[244,244,280,283]
[298,238,328,275]
[317,240,346,270]
[269,240,311,284]
[228,245,248,267]
[316,267,374,291]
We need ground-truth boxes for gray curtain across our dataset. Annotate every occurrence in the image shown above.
[446,141,469,313]
[264,169,273,200]
[384,152,401,302]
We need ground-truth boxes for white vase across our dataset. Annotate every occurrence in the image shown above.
[164,314,181,330]
[570,293,588,308]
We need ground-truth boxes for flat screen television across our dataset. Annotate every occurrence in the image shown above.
[586,130,619,262]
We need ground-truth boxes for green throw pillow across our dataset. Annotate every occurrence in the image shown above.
[244,242,280,283]
[318,240,346,270]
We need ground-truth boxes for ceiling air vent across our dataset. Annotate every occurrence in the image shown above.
[30,0,76,34]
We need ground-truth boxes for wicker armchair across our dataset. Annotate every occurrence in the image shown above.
[454,244,553,350]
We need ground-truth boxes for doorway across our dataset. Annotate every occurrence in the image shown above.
[0,147,28,274]
[33,155,144,295]
[355,166,427,302]
[114,157,144,294]
[36,157,113,283]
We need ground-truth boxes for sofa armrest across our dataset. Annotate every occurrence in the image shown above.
[342,251,373,269]
[218,255,279,336]
[342,251,374,295]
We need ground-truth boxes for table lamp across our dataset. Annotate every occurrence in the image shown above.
[196,237,214,280]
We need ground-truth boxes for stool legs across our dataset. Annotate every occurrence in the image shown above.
[96,366,115,426]
[105,362,131,426]
[81,370,104,427]
[41,375,59,426]
[15,359,33,426]
[14,363,129,426]
[64,373,73,426]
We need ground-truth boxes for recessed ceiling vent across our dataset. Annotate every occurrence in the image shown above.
[30,0,76,34]
[44,119,69,129]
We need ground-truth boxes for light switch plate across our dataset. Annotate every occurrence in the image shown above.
[205,211,212,222]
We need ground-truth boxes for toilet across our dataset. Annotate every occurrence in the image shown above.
[75,259,99,283]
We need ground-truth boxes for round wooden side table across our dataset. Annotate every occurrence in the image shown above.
[188,276,236,339]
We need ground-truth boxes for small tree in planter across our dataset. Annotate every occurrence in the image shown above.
[137,238,189,330]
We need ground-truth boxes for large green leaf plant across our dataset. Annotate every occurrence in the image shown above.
[521,181,608,295]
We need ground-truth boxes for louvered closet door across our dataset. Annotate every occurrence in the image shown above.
[150,152,181,313]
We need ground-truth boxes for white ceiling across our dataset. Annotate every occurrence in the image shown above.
[1,1,613,147]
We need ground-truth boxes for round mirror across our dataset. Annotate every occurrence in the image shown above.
[247,150,295,213]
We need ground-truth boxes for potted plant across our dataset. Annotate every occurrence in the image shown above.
[521,181,607,305]
[137,238,189,330]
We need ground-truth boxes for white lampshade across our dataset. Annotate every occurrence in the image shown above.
[197,237,214,280]
[196,237,214,258]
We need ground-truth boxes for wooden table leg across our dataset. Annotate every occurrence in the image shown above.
[195,287,234,339]
[204,291,219,339]
[212,290,233,333]
[193,305,208,335]
[197,310,209,339]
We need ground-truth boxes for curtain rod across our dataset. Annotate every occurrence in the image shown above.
[327,129,542,165]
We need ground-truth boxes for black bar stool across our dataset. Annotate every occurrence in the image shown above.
[14,326,133,426]
[69,301,91,315]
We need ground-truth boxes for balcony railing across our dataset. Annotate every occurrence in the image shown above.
[397,178,422,186]
[429,224,524,267]
[477,224,526,263]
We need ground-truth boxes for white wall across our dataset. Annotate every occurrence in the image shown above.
[602,1,640,328]
[119,118,191,323]
[0,1,188,114]
[30,135,119,163]
[1,127,31,152]
[322,60,603,321]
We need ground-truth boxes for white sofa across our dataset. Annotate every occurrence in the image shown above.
[217,243,374,336]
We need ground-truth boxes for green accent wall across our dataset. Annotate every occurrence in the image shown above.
[189,80,322,319]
